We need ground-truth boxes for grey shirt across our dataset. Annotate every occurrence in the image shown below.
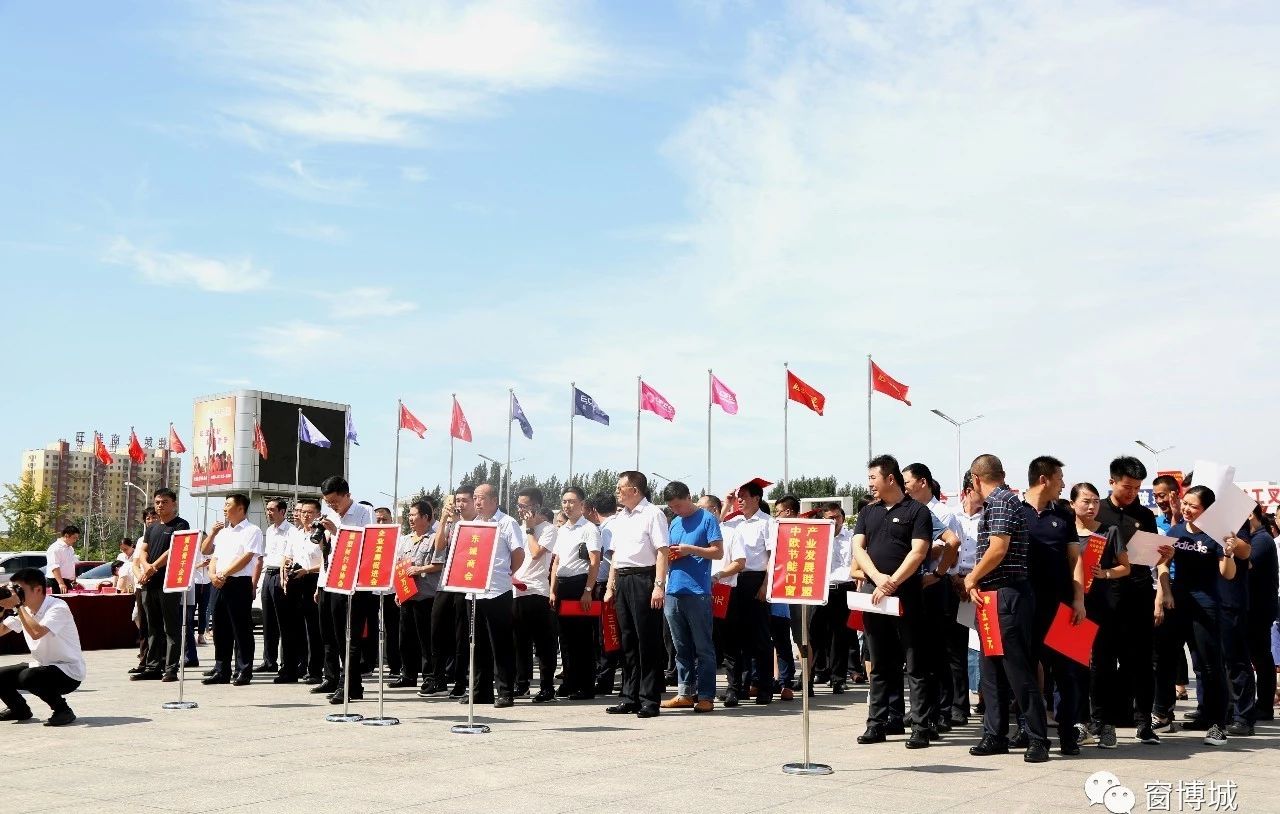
[403,533,443,600]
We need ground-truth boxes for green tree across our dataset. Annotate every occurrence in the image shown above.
[0,474,57,551]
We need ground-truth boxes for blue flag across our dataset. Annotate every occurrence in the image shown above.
[573,387,610,426]
[511,394,533,440]
[299,412,331,448]
[345,411,359,446]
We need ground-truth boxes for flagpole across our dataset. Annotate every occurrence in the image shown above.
[569,382,576,484]
[706,369,712,497]
[635,375,641,471]
[866,354,872,464]
[448,394,456,494]
[393,399,402,521]
[505,390,513,511]
[293,409,301,506]
[783,363,790,493]
[87,433,96,559]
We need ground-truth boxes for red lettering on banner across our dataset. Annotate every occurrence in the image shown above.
[602,601,621,652]
[711,582,731,619]
[975,591,1003,656]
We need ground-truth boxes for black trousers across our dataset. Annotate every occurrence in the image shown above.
[398,597,434,683]
[1087,584,1128,726]
[0,663,79,714]
[1159,597,1228,727]
[1248,603,1277,720]
[289,573,323,678]
[321,590,374,690]
[514,593,558,692]
[727,571,774,701]
[920,578,952,718]
[319,590,342,683]
[261,574,280,667]
[430,590,463,686]
[615,568,664,708]
[864,581,934,728]
[469,591,517,701]
[979,581,1048,743]
[1115,581,1156,726]
[134,590,148,666]
[263,569,302,676]
[939,579,971,719]
[556,574,597,694]
[1222,604,1256,725]
[1032,583,1080,739]
[140,584,181,674]
[812,582,853,684]
[212,575,255,676]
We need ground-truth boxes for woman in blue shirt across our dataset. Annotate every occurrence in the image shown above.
[1160,486,1239,746]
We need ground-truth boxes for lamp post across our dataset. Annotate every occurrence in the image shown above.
[1135,440,1174,472]
[929,409,984,497]
[479,453,525,510]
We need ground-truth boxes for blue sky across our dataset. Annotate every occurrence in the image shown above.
[3,0,1279,506]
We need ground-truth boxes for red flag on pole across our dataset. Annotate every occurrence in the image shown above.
[168,424,187,454]
[128,430,145,465]
[640,380,676,422]
[450,398,472,442]
[870,360,912,406]
[253,422,269,460]
[786,370,826,416]
[710,373,738,415]
[400,402,428,439]
[94,433,114,466]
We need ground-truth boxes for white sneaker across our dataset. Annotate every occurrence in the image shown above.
[1076,723,1095,745]
[1203,724,1228,747]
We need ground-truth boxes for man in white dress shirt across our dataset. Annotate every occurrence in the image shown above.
[260,497,301,682]
[285,498,325,684]
[317,476,375,705]
[512,487,559,702]
[549,486,602,699]
[0,568,86,726]
[45,526,79,595]
[720,479,777,706]
[201,493,265,686]
[465,483,526,708]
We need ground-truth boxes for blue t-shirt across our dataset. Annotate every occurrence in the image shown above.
[667,508,722,595]
[1167,522,1225,606]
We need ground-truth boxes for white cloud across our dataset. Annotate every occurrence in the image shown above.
[317,287,418,319]
[401,166,431,183]
[251,159,366,203]
[194,0,608,145]
[251,321,343,361]
[105,237,271,293]
[276,222,348,243]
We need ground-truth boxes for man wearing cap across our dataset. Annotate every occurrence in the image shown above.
[720,478,778,706]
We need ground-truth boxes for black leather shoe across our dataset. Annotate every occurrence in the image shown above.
[273,674,298,685]
[131,671,163,681]
[934,717,952,733]
[969,735,1009,756]
[387,677,416,688]
[202,673,230,685]
[754,695,773,705]
[857,725,886,744]
[44,708,76,727]
[831,682,846,695]
[555,685,572,698]
[1024,740,1050,763]
[1226,722,1254,736]
[885,720,905,736]
[606,703,640,714]
[532,690,557,703]
[233,672,253,686]
[923,727,941,741]
[202,668,218,678]
[723,693,740,708]
[636,705,660,719]
[449,684,467,698]
[905,729,931,749]
[329,688,364,704]
[568,690,595,700]
[256,662,279,674]
[494,697,515,709]
[161,673,178,683]
[128,665,145,675]
[1011,727,1030,748]
[0,708,33,722]
[311,681,338,694]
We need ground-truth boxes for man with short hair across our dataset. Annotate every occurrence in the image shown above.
[946,473,982,725]
[201,493,265,686]
[433,485,478,697]
[660,482,724,713]
[134,488,191,681]
[128,510,158,673]
[720,479,778,706]
[1151,475,1181,534]
[0,568,86,726]
[810,503,854,695]
[853,455,935,749]
[259,498,296,679]
[315,476,376,704]
[45,526,79,595]
[603,471,670,718]
[512,487,559,702]
[466,484,525,708]
[392,500,444,694]
[964,454,1050,763]
[586,492,620,694]
[285,498,325,684]
[550,487,603,699]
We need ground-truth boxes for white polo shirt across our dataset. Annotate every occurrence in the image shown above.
[211,519,266,579]
[45,540,77,580]
[4,594,86,682]
[263,521,295,568]
[473,509,523,600]
[927,497,965,570]
[514,520,557,598]
[722,510,775,572]
[286,526,323,572]
[712,526,747,588]
[608,499,670,569]
[553,517,602,581]
[595,515,615,582]
[828,528,854,585]
[320,500,375,582]
[956,510,981,574]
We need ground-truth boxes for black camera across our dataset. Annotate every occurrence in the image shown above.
[0,583,25,614]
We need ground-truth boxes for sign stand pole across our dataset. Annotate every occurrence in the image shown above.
[162,589,198,710]
[451,592,489,735]
[782,609,831,775]
[326,596,363,723]
[363,592,399,726]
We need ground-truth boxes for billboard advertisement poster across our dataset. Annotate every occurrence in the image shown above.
[193,396,236,488]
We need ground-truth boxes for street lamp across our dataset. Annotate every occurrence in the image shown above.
[1135,440,1174,471]
[479,453,526,509]
[650,472,686,486]
[930,409,984,497]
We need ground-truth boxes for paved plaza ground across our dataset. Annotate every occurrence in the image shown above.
[4,637,1276,814]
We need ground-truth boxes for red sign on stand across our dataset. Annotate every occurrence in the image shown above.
[323,527,364,596]
[441,521,499,594]
[767,519,834,605]
[356,524,399,592]
[163,531,202,593]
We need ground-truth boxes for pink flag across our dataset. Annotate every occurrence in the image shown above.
[640,380,676,422]
[710,373,738,415]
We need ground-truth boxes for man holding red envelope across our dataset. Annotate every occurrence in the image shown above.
[659,482,724,713]
[549,486,602,700]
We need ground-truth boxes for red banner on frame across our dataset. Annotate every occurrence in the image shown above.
[356,524,399,592]
[163,531,202,593]
[602,600,621,653]
[392,558,418,604]
[711,582,731,619]
[441,521,499,594]
[1080,533,1108,594]
[767,519,835,605]
[323,527,364,596]
[975,590,1003,656]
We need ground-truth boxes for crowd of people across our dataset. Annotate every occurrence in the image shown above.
[5,454,1277,762]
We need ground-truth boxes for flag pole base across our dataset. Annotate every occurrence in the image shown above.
[325,713,364,723]
[362,716,400,727]
[450,723,490,735]
[162,701,198,710]
[782,762,833,776]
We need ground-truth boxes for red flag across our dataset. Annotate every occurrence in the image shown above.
[870,360,912,406]
[94,433,114,466]
[450,398,472,442]
[253,422,269,460]
[399,402,428,439]
[128,430,145,465]
[786,370,826,415]
[640,380,676,421]
[710,373,738,415]
[168,424,187,454]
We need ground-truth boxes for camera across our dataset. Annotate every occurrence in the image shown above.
[310,520,327,543]
[0,583,25,616]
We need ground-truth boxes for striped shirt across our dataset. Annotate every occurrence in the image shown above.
[976,485,1029,588]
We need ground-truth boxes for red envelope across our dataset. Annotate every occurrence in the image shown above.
[559,600,603,617]
[602,601,621,653]
[392,559,418,604]
[846,609,864,631]
[975,590,1003,657]
[1080,533,1108,593]
[1044,602,1098,667]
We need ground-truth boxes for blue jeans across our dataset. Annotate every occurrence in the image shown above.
[664,593,717,700]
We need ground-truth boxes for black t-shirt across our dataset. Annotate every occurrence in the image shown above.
[143,515,190,581]
[1167,522,1225,606]
[1095,497,1157,587]
[1023,500,1078,598]
[852,496,934,580]
[1077,525,1125,595]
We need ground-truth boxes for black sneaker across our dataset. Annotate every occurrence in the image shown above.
[531,690,557,704]
[1136,724,1161,744]
[857,725,887,744]
[969,735,1009,756]
[1151,715,1176,733]
[1011,727,1031,748]
[1098,724,1118,749]
[905,729,931,749]
[723,692,740,708]
[0,708,33,722]
[1203,724,1228,746]
[1024,740,1050,763]
[1226,721,1254,737]
[44,708,76,727]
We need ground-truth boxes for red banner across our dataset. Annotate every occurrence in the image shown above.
[767,519,834,605]
[392,558,418,604]
[441,521,498,593]
[323,527,364,595]
[1081,532,1108,593]
[846,609,865,631]
[1045,603,1098,667]
[559,600,603,617]
[711,582,731,619]
[975,590,1003,656]
[163,531,202,593]
[356,524,399,592]
[602,600,621,653]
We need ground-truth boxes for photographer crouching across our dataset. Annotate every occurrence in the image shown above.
[0,568,86,726]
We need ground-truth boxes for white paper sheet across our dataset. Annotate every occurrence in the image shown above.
[956,599,976,630]
[1190,483,1257,545]
[1127,531,1171,567]
[1191,460,1236,494]
[847,590,902,616]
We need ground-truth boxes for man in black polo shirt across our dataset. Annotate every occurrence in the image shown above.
[851,455,934,749]
[133,488,191,682]
[1096,456,1163,744]
[1021,455,1083,755]
[963,454,1049,763]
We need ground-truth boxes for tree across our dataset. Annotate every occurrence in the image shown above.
[0,474,57,551]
